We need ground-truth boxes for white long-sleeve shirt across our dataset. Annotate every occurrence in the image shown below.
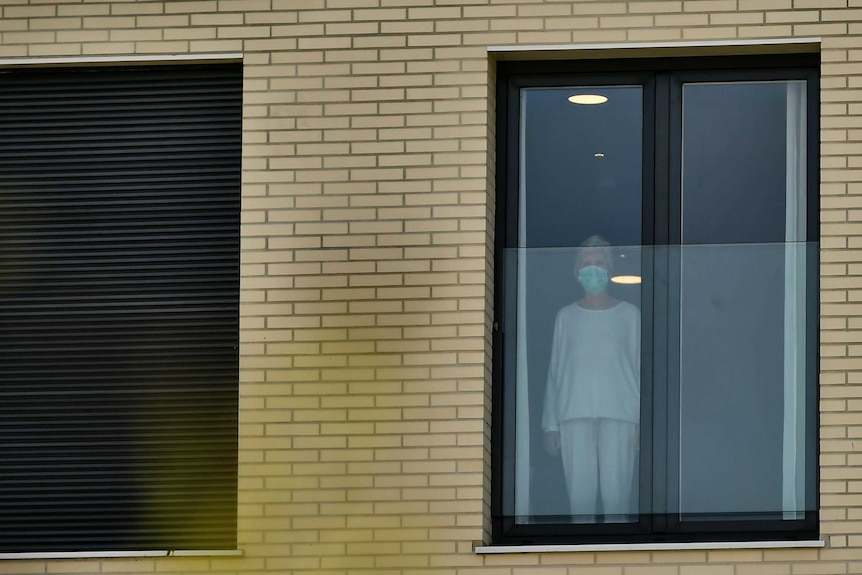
[542,300,640,431]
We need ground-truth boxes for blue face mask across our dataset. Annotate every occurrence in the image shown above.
[578,265,609,294]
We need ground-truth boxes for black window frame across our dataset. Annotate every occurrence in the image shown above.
[491,53,820,545]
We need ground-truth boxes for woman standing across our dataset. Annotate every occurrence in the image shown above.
[542,235,640,522]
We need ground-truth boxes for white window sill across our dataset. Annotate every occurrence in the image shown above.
[475,540,825,554]
[0,550,243,560]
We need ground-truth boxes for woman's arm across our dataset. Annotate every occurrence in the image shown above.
[542,311,564,454]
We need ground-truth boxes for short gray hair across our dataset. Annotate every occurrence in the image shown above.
[575,235,614,274]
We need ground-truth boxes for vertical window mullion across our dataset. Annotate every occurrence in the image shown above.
[664,70,685,533]
[804,70,820,523]
[651,71,674,534]
[490,72,520,540]
[639,73,657,532]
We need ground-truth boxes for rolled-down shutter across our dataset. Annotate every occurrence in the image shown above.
[0,64,241,552]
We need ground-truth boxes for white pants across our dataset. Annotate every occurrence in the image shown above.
[559,418,638,522]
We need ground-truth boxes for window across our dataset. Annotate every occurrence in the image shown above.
[0,64,241,552]
[492,54,819,544]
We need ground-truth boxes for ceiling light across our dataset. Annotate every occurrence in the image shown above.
[594,153,605,157]
[568,94,608,105]
[611,275,642,285]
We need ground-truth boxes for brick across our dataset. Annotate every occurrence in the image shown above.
[628,27,685,41]
[656,13,709,26]
[600,15,655,28]
[738,0,791,8]
[629,1,684,12]
[683,0,737,10]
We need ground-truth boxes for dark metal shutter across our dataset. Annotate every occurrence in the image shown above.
[0,64,241,552]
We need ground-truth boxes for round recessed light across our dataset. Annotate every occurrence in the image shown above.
[611,275,642,285]
[594,153,605,158]
[568,94,608,105]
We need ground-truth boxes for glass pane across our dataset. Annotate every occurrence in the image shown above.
[681,81,807,244]
[519,86,643,249]
[509,86,643,524]
[676,81,811,519]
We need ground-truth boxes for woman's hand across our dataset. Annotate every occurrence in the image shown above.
[544,431,561,456]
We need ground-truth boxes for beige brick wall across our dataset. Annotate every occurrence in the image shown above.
[0,0,857,574]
